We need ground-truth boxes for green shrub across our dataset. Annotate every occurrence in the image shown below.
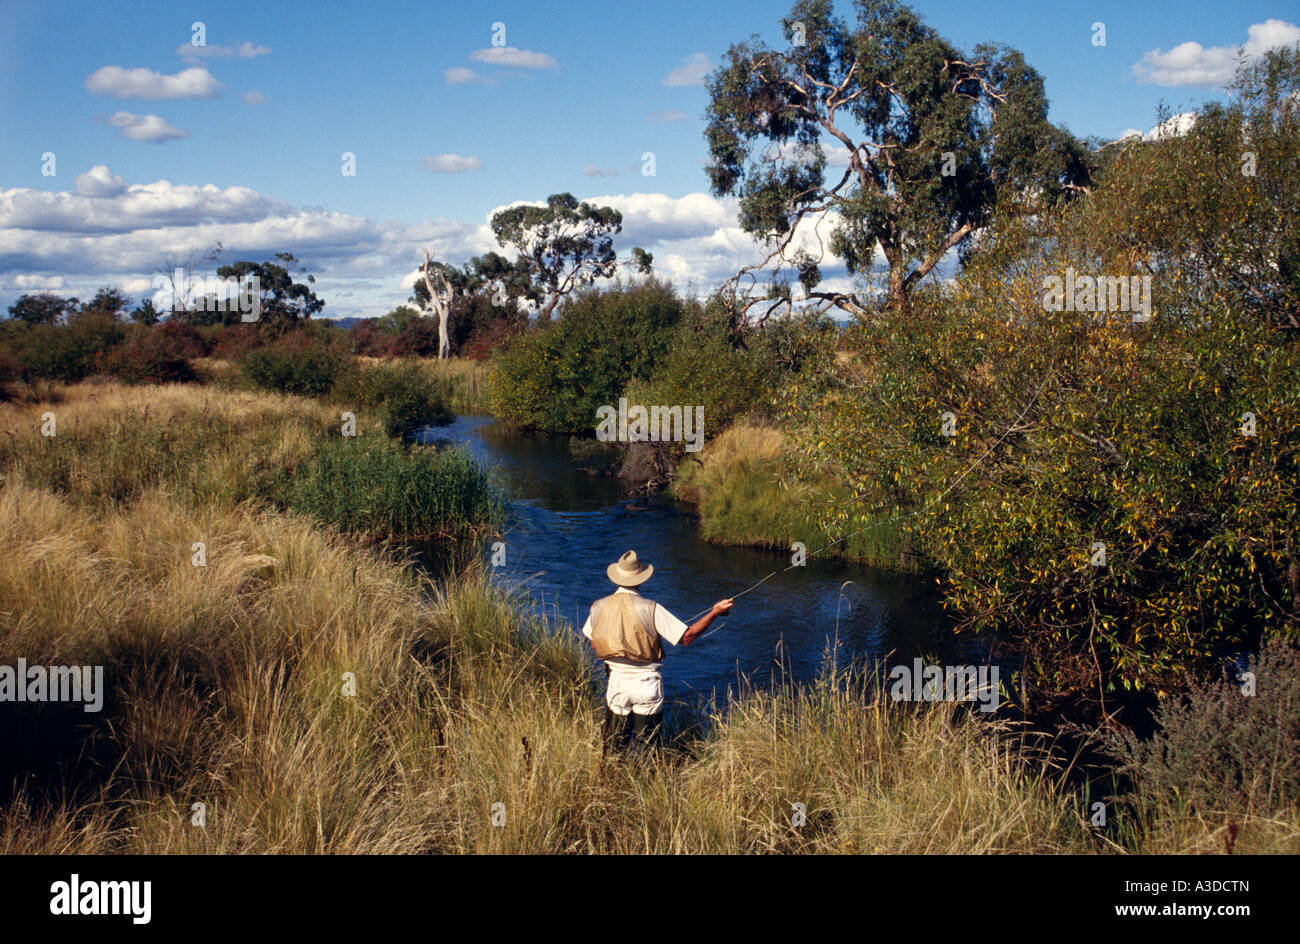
[239,330,352,396]
[634,297,792,433]
[789,53,1300,709]
[281,436,504,540]
[332,360,452,438]
[7,311,127,382]
[489,279,687,432]
[1110,637,1300,817]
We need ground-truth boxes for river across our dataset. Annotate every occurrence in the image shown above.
[415,415,987,717]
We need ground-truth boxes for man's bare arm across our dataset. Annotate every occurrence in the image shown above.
[681,599,734,646]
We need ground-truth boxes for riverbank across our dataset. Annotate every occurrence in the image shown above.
[671,424,918,571]
[1,380,1296,853]
[187,353,492,417]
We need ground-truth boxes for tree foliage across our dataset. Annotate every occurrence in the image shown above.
[7,294,79,326]
[704,0,1091,316]
[789,50,1300,711]
[489,279,687,432]
[214,252,324,336]
[490,193,626,322]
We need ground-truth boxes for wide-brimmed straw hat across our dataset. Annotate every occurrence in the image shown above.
[607,549,654,587]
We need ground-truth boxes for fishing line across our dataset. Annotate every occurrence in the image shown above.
[686,366,1057,638]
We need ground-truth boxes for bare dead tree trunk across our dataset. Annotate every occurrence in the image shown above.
[421,249,455,359]
[437,309,450,359]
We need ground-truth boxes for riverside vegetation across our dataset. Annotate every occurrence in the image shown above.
[1,41,1297,853]
[0,380,1294,852]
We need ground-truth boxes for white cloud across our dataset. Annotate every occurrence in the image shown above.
[825,145,852,167]
[176,41,271,63]
[583,165,619,177]
[1133,19,1300,87]
[99,111,190,143]
[85,65,222,99]
[0,173,290,234]
[444,66,496,86]
[419,154,483,173]
[0,175,858,319]
[74,166,128,197]
[118,276,157,295]
[647,109,690,123]
[1112,113,1199,143]
[9,274,65,290]
[243,90,266,105]
[468,46,558,69]
[1144,112,1198,140]
[662,53,711,87]
[588,192,734,242]
[0,171,507,317]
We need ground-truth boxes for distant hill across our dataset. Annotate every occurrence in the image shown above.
[322,316,370,330]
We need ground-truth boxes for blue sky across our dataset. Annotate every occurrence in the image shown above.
[2,0,1297,317]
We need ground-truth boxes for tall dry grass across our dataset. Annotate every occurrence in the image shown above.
[0,380,500,540]
[372,357,491,416]
[0,381,335,510]
[0,475,1091,852]
[1,382,1296,854]
[349,356,491,415]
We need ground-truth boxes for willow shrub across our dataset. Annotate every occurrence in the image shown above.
[630,297,839,435]
[791,52,1300,711]
[4,310,127,382]
[240,329,354,396]
[331,359,452,438]
[489,279,687,433]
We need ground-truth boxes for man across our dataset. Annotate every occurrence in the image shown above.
[582,549,734,754]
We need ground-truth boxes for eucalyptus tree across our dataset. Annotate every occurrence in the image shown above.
[215,252,324,334]
[410,250,536,358]
[7,293,79,325]
[490,192,635,322]
[704,0,1091,318]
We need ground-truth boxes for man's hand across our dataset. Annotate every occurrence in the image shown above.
[683,598,736,646]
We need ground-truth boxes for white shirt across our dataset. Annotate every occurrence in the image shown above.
[581,587,688,715]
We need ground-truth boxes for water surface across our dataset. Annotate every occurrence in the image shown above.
[416,416,985,713]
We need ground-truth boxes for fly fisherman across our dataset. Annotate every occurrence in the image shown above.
[582,550,734,754]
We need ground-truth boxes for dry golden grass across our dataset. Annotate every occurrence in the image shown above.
[0,380,338,513]
[352,356,492,414]
[0,378,331,429]
[191,356,237,385]
[1,382,1296,854]
[0,473,1090,853]
[424,357,492,414]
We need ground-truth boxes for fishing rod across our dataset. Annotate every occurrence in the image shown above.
[686,367,1057,638]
